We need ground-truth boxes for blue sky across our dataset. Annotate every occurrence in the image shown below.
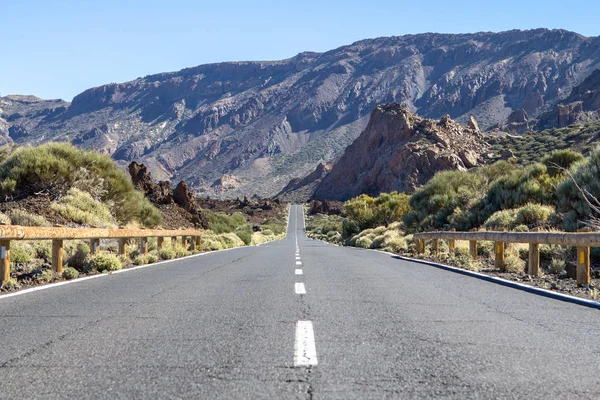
[2,0,599,101]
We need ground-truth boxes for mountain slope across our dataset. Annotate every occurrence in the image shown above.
[2,29,600,198]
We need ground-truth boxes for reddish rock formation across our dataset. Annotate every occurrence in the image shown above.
[313,103,488,201]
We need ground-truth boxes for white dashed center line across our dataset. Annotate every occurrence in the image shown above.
[295,282,306,294]
[294,321,318,367]
[296,261,302,265]
[295,269,303,275]
[295,257,301,260]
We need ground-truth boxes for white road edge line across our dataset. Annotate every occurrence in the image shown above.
[295,282,306,294]
[294,320,318,367]
[295,269,303,275]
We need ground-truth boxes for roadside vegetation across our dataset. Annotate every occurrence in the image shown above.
[306,148,600,300]
[0,143,288,292]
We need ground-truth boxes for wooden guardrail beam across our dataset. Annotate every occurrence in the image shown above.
[414,231,600,247]
[0,226,201,241]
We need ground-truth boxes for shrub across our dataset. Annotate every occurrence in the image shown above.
[234,224,253,245]
[67,242,90,271]
[407,170,485,230]
[370,230,407,252]
[50,188,115,227]
[448,249,479,271]
[7,209,50,227]
[260,218,286,235]
[2,277,20,290]
[172,242,191,258]
[10,243,34,264]
[514,203,555,227]
[484,209,518,230]
[87,254,122,272]
[345,192,411,230]
[504,246,526,273]
[133,255,149,265]
[146,253,159,264]
[548,258,566,275]
[32,241,52,260]
[0,143,161,227]
[542,149,584,177]
[207,211,247,233]
[158,248,176,260]
[34,269,55,283]
[342,218,360,239]
[62,267,79,280]
[557,147,600,231]
[0,212,10,224]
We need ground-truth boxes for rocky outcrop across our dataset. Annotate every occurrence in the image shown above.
[505,109,530,133]
[128,162,208,228]
[308,200,344,216]
[3,30,600,198]
[313,103,488,201]
[538,69,600,128]
[276,162,333,202]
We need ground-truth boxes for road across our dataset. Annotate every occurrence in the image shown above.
[0,204,599,399]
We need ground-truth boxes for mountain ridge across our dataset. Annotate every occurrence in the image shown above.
[2,28,600,198]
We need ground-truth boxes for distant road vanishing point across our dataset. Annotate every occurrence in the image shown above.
[0,205,599,398]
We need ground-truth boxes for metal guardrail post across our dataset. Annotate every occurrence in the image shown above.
[0,239,10,283]
[171,236,178,246]
[182,236,188,249]
[52,239,63,274]
[432,239,439,256]
[157,237,164,249]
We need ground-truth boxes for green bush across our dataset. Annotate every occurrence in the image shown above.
[7,209,50,227]
[146,253,159,264]
[260,218,286,235]
[32,241,52,260]
[548,258,566,274]
[542,149,584,177]
[0,212,10,224]
[557,147,600,231]
[2,277,20,290]
[406,170,485,230]
[34,269,55,283]
[0,143,161,227]
[345,192,411,230]
[62,267,79,280]
[50,188,115,227]
[514,203,555,227]
[10,243,34,265]
[133,255,148,265]
[87,254,122,272]
[67,242,90,271]
[234,224,253,245]
[158,248,176,260]
[484,209,518,230]
[207,211,247,233]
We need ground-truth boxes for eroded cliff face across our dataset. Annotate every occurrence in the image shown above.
[313,103,488,201]
[537,69,600,129]
[2,29,600,198]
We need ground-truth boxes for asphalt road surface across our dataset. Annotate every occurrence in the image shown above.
[0,205,599,399]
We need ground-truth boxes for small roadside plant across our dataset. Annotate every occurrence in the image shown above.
[87,254,122,272]
[62,267,80,280]
[548,258,566,275]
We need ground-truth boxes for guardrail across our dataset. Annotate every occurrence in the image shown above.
[0,224,203,282]
[413,228,595,287]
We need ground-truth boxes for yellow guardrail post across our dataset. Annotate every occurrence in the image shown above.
[431,238,439,256]
[576,246,590,288]
[469,229,478,260]
[140,237,149,256]
[157,237,164,250]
